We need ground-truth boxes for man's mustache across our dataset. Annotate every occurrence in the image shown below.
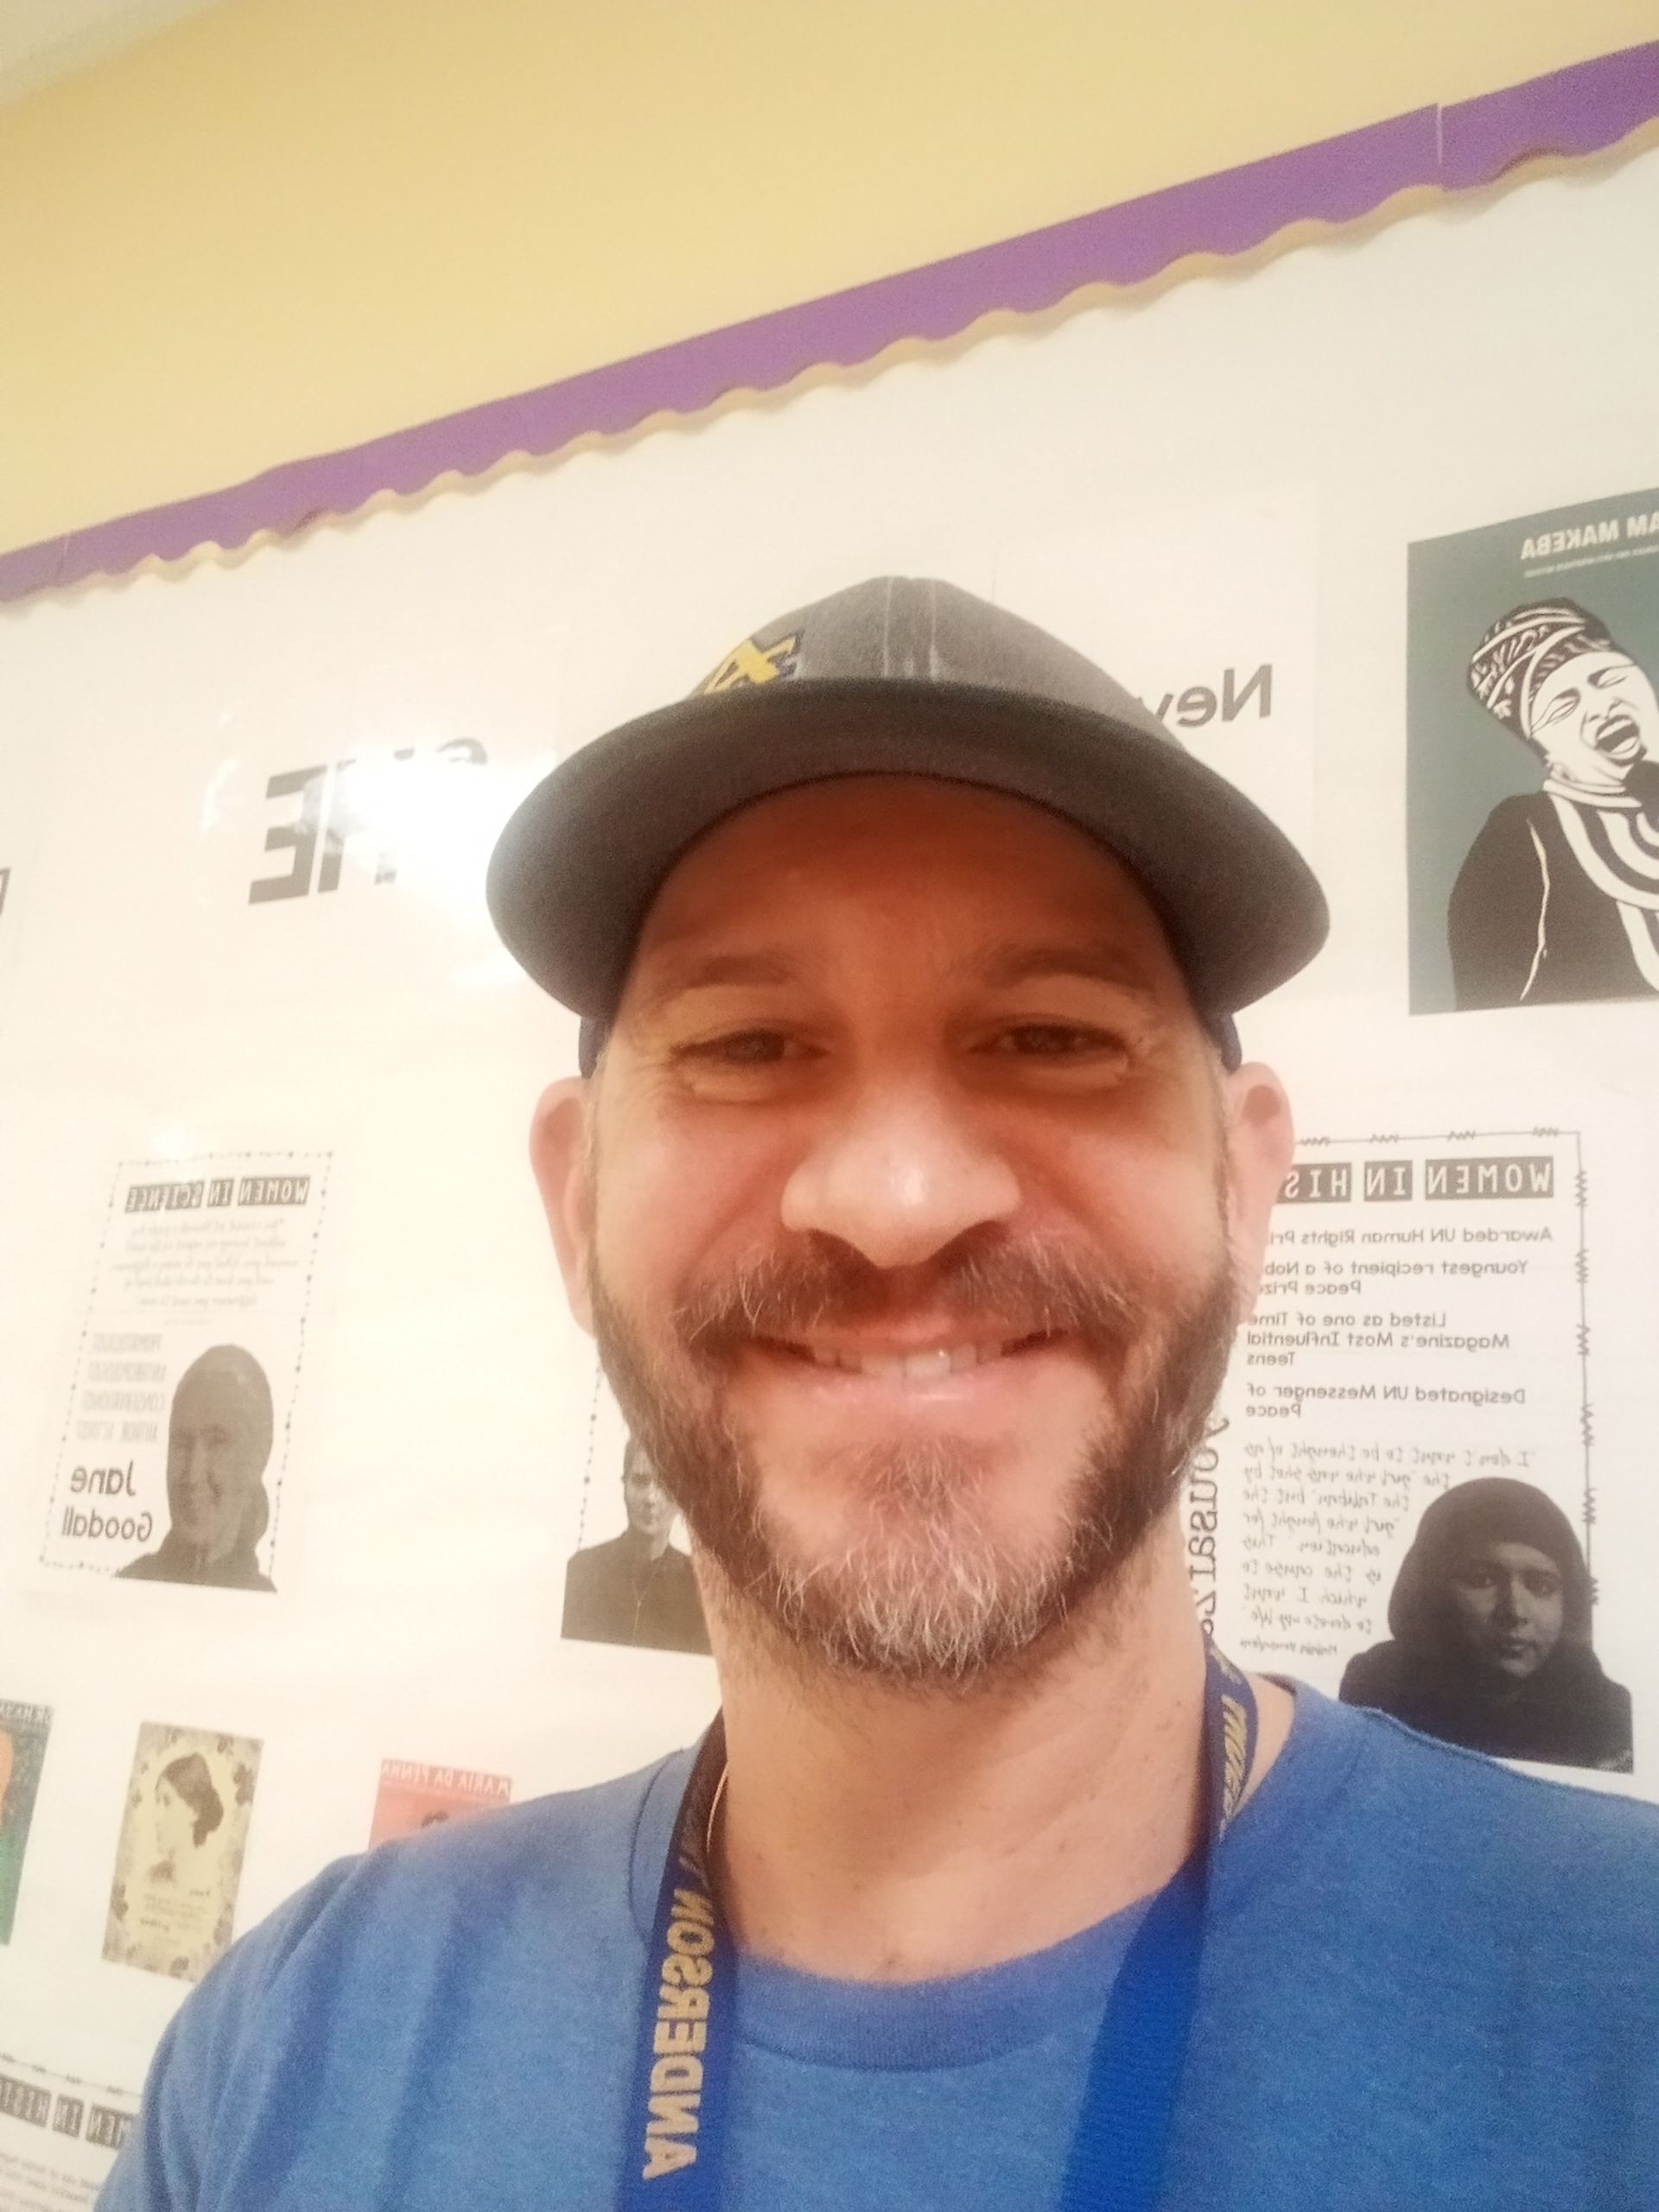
[673,1234,1147,1363]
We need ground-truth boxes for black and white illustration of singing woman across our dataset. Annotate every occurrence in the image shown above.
[1450,601,1659,1008]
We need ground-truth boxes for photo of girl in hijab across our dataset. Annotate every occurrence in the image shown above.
[1449,600,1659,1009]
[1339,1478,1632,1771]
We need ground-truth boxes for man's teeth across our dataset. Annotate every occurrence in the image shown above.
[804,1341,1013,1378]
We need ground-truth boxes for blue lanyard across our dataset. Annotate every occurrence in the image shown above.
[620,1644,1258,2211]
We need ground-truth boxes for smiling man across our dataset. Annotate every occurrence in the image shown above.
[102,580,1659,2212]
[547,773,1266,1702]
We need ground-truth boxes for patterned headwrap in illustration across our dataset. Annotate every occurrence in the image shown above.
[1467,601,1617,741]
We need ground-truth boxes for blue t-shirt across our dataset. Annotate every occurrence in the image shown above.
[99,1688,1659,2210]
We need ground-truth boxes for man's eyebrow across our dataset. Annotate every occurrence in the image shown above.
[630,950,803,1021]
[964,944,1165,1003]
[630,943,1168,1021]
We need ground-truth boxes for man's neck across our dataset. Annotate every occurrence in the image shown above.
[705,1526,1292,1984]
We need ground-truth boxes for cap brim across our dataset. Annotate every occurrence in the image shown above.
[487,677,1326,1022]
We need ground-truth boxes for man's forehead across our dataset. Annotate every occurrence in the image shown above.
[630,775,1179,976]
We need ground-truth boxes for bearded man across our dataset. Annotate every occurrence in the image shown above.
[101,580,1659,2212]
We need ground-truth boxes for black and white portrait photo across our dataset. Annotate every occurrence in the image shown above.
[1449,601,1659,1008]
[561,1437,710,1656]
[1338,1478,1632,1772]
[118,1346,277,1593]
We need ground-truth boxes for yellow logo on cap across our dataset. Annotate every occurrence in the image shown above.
[697,632,800,693]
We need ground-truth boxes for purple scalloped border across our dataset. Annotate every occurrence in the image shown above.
[4,38,1656,606]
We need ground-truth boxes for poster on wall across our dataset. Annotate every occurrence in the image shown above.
[1408,483,1659,1014]
[367,1759,512,1846]
[102,1722,261,1982]
[0,1702,52,1945]
[1196,1117,1633,1776]
[0,2044,138,2212]
[41,1153,333,1593]
[560,1379,711,1658]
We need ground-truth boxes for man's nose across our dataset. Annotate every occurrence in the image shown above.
[779,1080,1020,1269]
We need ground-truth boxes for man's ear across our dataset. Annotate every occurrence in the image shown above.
[529,1077,595,1334]
[1219,1060,1294,1319]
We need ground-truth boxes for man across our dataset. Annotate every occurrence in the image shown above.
[1449,599,1659,1007]
[117,1346,276,1592]
[102,580,1658,2210]
[562,1437,711,1653]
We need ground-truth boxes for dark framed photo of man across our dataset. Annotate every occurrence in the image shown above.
[561,1437,710,1656]
[1408,486,1659,1014]
[1338,1477,1632,1773]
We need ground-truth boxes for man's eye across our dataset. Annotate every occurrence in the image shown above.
[682,1030,795,1065]
[990,1024,1125,1058]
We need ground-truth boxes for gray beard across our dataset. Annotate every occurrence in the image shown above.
[589,1234,1236,1691]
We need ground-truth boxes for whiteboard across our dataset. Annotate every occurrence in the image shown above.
[2,143,1657,2199]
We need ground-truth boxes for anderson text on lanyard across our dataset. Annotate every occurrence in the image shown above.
[621,1643,1258,2212]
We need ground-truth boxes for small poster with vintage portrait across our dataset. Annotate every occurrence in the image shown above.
[102,1724,260,1982]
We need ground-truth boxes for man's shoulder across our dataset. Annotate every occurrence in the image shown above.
[1275,1688,1659,1936]
[101,1756,694,2206]
[207,1752,684,2014]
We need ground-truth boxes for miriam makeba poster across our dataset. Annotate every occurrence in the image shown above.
[1408,485,1659,1014]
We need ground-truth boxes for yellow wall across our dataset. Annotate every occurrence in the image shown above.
[2,0,1654,553]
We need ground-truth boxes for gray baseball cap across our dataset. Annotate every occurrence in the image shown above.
[486,575,1327,1071]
